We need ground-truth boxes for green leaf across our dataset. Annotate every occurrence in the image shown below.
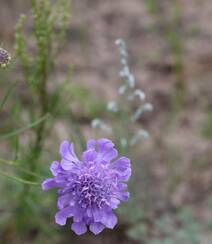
[0,113,50,140]
[0,158,43,178]
[0,80,18,110]
[0,169,40,185]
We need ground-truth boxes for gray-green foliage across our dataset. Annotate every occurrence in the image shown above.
[91,39,153,153]
[127,208,205,244]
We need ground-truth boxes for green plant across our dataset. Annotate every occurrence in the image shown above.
[0,0,71,238]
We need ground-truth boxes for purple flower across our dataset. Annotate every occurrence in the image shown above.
[42,138,131,235]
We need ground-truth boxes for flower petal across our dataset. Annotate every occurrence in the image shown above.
[50,161,61,176]
[101,210,117,229]
[73,206,84,222]
[57,194,72,209]
[42,178,64,190]
[110,198,120,209]
[55,207,74,225]
[60,141,79,170]
[111,157,130,171]
[117,191,130,201]
[87,139,96,149]
[82,149,97,163]
[117,182,128,190]
[71,222,87,235]
[61,159,75,171]
[102,148,118,162]
[97,138,114,153]
[118,168,131,181]
[97,138,118,162]
[111,157,131,181]
[93,208,102,222]
[86,207,92,218]
[89,222,105,234]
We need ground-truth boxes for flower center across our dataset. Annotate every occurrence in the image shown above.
[74,173,110,208]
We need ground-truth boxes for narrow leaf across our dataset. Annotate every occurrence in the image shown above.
[0,169,40,185]
[0,113,50,141]
[0,80,18,110]
[0,158,43,178]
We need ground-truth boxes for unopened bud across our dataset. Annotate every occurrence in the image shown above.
[0,48,11,67]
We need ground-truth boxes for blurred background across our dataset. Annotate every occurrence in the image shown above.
[0,0,212,243]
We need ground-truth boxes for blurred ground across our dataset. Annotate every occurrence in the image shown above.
[0,0,212,243]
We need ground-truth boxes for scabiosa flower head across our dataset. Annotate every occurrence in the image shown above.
[42,138,131,235]
[0,48,11,67]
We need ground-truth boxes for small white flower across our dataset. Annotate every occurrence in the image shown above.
[134,89,146,101]
[107,101,119,112]
[91,119,112,133]
[118,85,127,95]
[130,130,149,146]
[120,138,128,148]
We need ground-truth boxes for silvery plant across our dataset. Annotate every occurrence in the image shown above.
[91,39,153,152]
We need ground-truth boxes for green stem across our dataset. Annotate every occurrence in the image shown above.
[0,113,50,141]
[30,53,49,171]
[0,80,18,111]
[0,158,43,178]
[0,169,40,185]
